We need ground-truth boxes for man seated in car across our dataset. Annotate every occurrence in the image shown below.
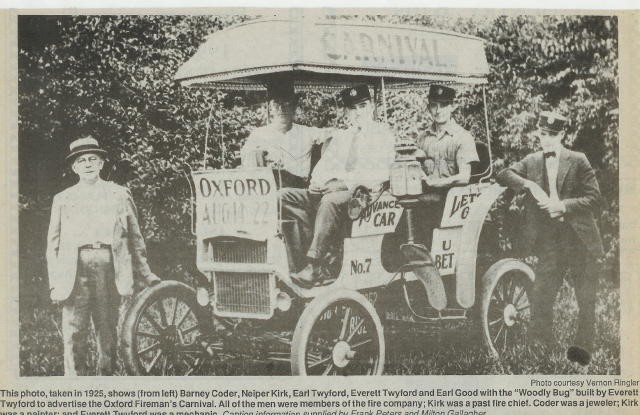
[280,85,396,287]
[385,84,480,310]
[414,84,479,242]
[240,79,333,188]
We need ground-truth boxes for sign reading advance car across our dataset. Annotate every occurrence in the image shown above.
[192,168,277,235]
[351,192,403,237]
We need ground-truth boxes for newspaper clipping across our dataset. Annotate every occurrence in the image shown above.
[1,5,638,415]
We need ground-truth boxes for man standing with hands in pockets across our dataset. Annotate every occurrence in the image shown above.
[496,110,604,366]
[47,136,160,375]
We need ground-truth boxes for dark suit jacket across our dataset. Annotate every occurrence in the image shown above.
[496,148,604,259]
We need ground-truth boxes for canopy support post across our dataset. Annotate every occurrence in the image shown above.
[265,90,270,124]
[481,86,493,182]
[380,77,388,124]
[220,121,225,168]
[202,97,216,169]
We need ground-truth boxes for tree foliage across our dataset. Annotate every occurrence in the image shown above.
[18,14,619,307]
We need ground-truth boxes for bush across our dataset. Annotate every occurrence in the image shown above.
[18,13,618,301]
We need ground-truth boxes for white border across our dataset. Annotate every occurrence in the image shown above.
[3,0,639,10]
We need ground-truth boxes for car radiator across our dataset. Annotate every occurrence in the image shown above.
[207,239,274,319]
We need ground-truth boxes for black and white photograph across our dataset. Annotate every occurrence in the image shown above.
[16,10,620,377]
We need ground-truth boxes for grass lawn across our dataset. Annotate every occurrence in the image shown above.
[19,278,619,376]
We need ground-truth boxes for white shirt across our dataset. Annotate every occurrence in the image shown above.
[310,122,396,191]
[241,123,333,178]
[69,179,118,246]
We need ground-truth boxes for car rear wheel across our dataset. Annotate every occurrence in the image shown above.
[480,261,534,359]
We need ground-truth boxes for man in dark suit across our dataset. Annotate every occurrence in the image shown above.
[496,111,604,366]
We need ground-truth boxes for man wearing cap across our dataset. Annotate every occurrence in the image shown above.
[46,136,160,375]
[395,85,479,269]
[281,84,395,287]
[384,85,480,311]
[496,111,604,366]
[418,84,479,199]
[240,80,334,187]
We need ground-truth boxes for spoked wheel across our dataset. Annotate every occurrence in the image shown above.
[121,281,212,375]
[481,268,533,358]
[291,289,384,376]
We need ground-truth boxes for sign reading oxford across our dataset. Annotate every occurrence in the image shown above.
[192,168,278,236]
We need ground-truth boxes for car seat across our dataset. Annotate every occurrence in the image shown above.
[469,141,491,184]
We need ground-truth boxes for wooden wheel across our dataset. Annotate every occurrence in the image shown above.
[481,265,533,358]
[291,289,384,376]
[121,281,212,375]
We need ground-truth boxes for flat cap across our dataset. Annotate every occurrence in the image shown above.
[428,84,456,103]
[339,84,371,107]
[538,111,569,132]
[267,79,296,102]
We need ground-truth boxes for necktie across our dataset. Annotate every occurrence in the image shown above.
[545,152,559,201]
[345,128,361,172]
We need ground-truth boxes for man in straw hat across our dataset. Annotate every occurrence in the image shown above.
[46,136,160,375]
[497,110,604,366]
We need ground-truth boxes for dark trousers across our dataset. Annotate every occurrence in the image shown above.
[62,247,119,376]
[279,188,351,270]
[378,193,445,272]
[411,196,446,248]
[533,223,599,350]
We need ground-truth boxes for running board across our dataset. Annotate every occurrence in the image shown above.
[401,278,468,322]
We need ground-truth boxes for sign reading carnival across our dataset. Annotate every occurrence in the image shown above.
[319,24,462,71]
[175,19,489,89]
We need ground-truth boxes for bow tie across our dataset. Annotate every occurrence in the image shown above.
[544,151,556,158]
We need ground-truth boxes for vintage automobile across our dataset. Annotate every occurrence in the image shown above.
[120,18,534,376]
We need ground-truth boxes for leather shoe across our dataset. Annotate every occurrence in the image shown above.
[144,273,162,287]
[291,264,319,288]
[291,262,333,288]
[567,345,591,366]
